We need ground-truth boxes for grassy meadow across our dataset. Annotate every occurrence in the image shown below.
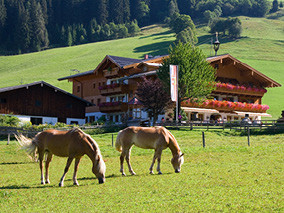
[0,129,283,212]
[0,15,283,118]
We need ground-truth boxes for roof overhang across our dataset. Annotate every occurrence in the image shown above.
[234,111,272,117]
[118,70,158,81]
[181,107,220,113]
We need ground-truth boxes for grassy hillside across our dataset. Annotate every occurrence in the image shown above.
[0,16,283,118]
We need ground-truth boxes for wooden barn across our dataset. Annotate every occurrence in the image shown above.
[0,81,92,125]
[58,54,281,124]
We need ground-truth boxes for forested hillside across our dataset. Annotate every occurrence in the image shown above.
[0,0,277,54]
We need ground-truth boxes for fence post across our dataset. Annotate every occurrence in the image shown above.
[7,133,10,145]
[202,131,205,148]
[112,134,114,147]
[247,126,250,146]
[190,122,193,130]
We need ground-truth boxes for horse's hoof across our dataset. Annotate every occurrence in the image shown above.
[158,171,163,175]
[73,182,79,186]
[149,171,154,175]
[41,181,45,185]
[131,172,136,175]
[45,180,50,184]
[122,173,126,176]
[59,183,63,187]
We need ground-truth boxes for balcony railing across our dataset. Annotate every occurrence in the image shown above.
[103,67,120,78]
[99,101,128,113]
[214,83,267,96]
[182,99,269,113]
[99,84,129,96]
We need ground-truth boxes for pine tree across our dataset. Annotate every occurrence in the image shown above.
[28,0,49,51]
[168,0,179,17]
[123,0,130,23]
[0,0,6,27]
[109,0,124,24]
[271,0,279,12]
[97,0,108,25]
[16,2,31,52]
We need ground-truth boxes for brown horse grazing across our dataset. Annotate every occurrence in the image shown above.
[115,126,184,176]
[15,128,106,186]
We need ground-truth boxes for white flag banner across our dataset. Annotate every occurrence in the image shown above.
[170,65,178,102]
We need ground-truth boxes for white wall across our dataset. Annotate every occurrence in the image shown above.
[66,118,85,125]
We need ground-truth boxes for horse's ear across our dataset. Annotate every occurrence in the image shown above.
[180,153,184,157]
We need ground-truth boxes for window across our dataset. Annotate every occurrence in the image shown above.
[35,100,42,107]
[31,117,42,125]
[66,103,73,109]
[97,98,101,106]
[93,83,96,89]
[77,86,80,93]
[0,98,7,103]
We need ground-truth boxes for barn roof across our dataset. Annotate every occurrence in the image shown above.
[58,70,94,81]
[0,81,94,106]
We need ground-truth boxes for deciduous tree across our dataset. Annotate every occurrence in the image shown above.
[136,77,171,125]
[157,42,216,114]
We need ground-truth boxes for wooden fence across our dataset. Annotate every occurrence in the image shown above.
[157,120,284,131]
[1,120,283,145]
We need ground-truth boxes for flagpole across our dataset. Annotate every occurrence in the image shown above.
[176,66,179,124]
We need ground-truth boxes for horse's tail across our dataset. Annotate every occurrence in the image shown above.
[115,130,123,152]
[14,133,37,161]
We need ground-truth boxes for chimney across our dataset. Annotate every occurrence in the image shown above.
[144,54,149,60]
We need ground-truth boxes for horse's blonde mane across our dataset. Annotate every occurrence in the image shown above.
[69,128,102,157]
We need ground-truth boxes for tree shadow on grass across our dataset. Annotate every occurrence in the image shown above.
[0,161,34,165]
[133,41,173,58]
[139,30,173,39]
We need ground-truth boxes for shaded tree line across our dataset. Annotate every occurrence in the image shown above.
[0,0,273,54]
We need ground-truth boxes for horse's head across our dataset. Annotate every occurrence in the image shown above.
[171,153,184,173]
[92,155,106,184]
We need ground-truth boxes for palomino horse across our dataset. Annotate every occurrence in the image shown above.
[15,127,106,186]
[115,126,184,175]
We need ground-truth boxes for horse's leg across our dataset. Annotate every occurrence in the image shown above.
[156,150,163,175]
[73,157,81,186]
[45,152,53,184]
[125,147,136,175]
[120,151,126,176]
[149,149,162,174]
[59,157,74,187]
[38,150,45,184]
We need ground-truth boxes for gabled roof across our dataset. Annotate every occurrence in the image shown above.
[0,81,94,106]
[108,55,141,68]
[207,54,281,88]
[93,55,141,74]
[58,70,94,81]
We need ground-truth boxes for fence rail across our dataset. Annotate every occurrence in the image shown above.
[1,120,283,145]
[158,120,284,131]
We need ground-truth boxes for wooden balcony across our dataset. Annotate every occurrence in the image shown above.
[99,102,128,113]
[214,83,267,96]
[181,100,269,113]
[103,67,120,79]
[99,84,129,96]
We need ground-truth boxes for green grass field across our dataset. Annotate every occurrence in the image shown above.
[0,16,283,118]
[0,129,283,212]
